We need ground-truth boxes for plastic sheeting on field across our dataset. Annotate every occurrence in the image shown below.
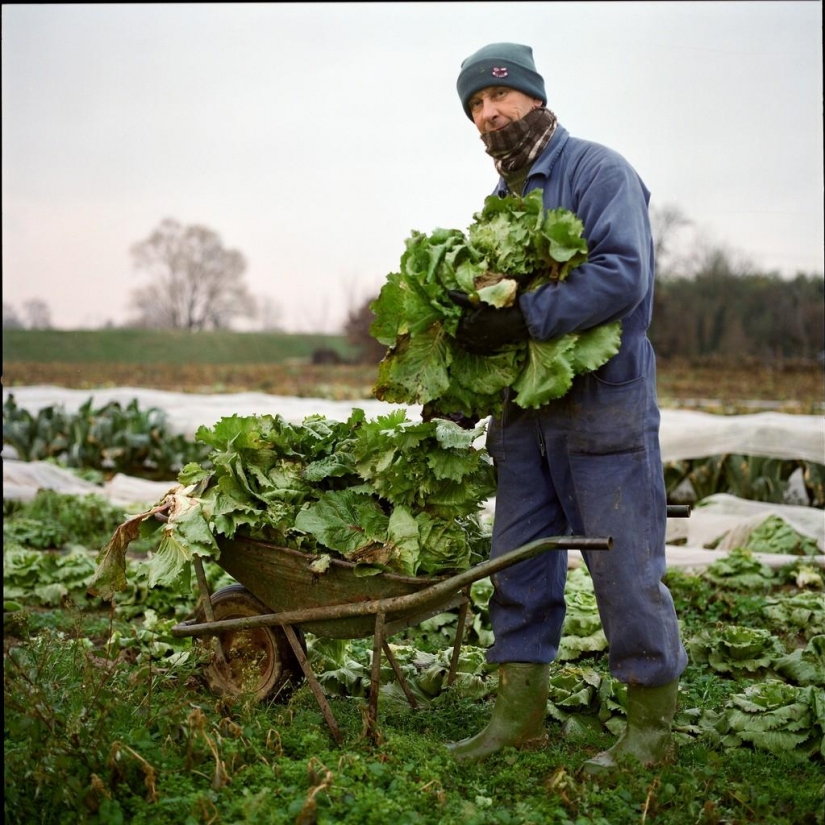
[665,493,825,553]
[2,457,175,509]
[4,386,824,570]
[4,385,824,463]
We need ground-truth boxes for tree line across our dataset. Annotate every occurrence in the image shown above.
[345,261,824,366]
[346,205,824,365]
[5,213,823,364]
[650,267,823,362]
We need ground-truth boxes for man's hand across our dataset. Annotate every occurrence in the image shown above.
[421,403,479,429]
[449,290,529,355]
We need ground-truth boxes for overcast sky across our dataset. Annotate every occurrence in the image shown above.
[3,2,823,333]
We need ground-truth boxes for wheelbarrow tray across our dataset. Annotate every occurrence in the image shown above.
[213,536,456,638]
[176,534,614,643]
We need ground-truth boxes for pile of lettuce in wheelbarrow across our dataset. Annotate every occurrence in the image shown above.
[89,409,497,599]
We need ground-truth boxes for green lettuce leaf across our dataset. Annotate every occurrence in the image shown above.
[373,328,452,407]
[293,489,390,559]
[511,336,578,408]
[568,322,623,374]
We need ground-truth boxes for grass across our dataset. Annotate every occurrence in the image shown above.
[4,533,824,825]
[1,328,358,365]
[5,617,823,825]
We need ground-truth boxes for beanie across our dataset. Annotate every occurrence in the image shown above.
[456,42,547,120]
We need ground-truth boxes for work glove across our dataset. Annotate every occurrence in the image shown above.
[449,290,529,355]
[421,403,479,430]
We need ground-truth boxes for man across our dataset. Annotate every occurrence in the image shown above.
[446,43,687,774]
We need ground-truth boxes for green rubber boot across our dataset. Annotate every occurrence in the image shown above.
[446,663,550,763]
[581,680,679,776]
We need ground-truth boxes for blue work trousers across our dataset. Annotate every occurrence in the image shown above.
[485,349,687,687]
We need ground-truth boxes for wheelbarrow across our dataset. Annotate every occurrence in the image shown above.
[170,505,689,743]
[168,534,607,743]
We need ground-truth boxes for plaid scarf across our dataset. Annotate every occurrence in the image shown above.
[481,107,558,189]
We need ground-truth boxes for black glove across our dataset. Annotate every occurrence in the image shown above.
[421,402,478,429]
[449,290,529,355]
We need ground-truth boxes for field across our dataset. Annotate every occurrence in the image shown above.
[1,328,358,365]
[5,491,824,824]
[3,331,824,824]
[4,328,824,409]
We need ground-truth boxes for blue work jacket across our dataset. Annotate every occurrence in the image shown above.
[497,125,656,384]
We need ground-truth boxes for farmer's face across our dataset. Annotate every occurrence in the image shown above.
[468,86,543,134]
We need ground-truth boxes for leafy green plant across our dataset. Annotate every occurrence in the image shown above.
[3,545,100,608]
[665,454,825,508]
[773,635,825,686]
[701,547,776,591]
[803,460,825,507]
[723,455,797,503]
[3,624,241,823]
[781,561,824,590]
[686,624,787,678]
[3,395,211,479]
[710,681,824,761]
[3,489,145,552]
[370,190,621,420]
[744,514,821,556]
[545,666,602,723]
[557,568,608,661]
[762,590,825,640]
[304,636,499,710]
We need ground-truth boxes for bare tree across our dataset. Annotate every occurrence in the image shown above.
[344,295,388,364]
[3,303,25,329]
[258,295,285,331]
[23,298,52,329]
[128,219,256,331]
[650,204,692,277]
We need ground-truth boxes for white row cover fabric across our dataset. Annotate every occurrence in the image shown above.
[4,386,824,570]
[665,493,825,553]
[4,456,822,568]
[4,385,824,463]
[2,456,175,509]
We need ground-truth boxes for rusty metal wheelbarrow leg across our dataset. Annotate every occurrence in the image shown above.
[446,595,471,687]
[192,556,229,670]
[369,612,422,742]
[368,613,386,741]
[281,624,344,745]
[376,590,473,710]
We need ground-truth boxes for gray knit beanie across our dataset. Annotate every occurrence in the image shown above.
[456,42,547,120]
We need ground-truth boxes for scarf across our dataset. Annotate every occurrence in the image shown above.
[480,107,558,193]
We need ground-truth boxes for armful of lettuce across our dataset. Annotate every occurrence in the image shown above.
[370,189,622,421]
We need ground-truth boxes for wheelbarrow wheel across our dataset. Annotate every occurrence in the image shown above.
[196,584,305,703]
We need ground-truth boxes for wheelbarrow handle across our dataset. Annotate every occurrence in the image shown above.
[445,535,612,594]
[171,535,611,638]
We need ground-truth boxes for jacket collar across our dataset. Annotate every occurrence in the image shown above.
[494,124,570,196]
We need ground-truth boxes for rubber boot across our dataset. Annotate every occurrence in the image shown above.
[446,663,550,763]
[581,680,679,776]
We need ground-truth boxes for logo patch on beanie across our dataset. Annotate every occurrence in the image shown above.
[491,66,509,78]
